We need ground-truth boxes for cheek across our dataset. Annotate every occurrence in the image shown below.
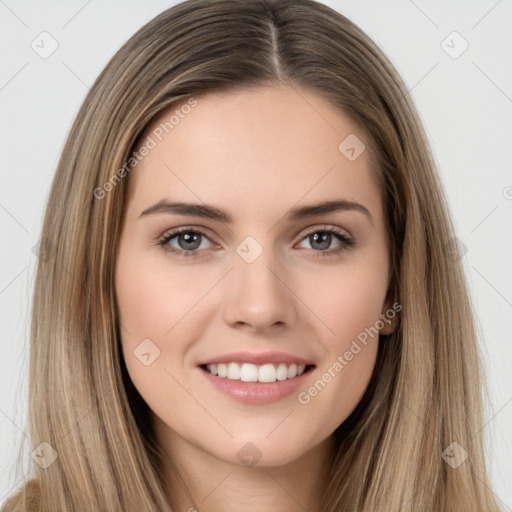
[115,245,214,342]
[294,258,387,423]
[115,248,219,412]
[115,253,203,438]
[299,258,388,349]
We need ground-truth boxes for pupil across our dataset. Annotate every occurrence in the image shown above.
[180,232,201,250]
[311,232,330,250]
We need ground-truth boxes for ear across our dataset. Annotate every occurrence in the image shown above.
[379,294,399,336]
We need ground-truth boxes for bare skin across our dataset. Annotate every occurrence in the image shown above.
[115,83,396,511]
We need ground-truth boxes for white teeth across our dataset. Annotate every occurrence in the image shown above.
[287,363,297,378]
[276,363,288,381]
[217,363,227,377]
[240,363,259,382]
[258,363,276,383]
[205,362,310,382]
[227,362,240,380]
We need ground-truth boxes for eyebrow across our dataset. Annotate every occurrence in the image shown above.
[139,199,373,225]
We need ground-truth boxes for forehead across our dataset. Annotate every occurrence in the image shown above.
[125,85,382,223]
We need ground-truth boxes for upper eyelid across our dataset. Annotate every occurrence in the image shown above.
[301,224,351,236]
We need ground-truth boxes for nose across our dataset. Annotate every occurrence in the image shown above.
[221,247,297,334]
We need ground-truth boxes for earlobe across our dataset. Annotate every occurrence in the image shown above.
[378,296,400,335]
[378,315,396,335]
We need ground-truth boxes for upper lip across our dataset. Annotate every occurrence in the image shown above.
[197,351,315,367]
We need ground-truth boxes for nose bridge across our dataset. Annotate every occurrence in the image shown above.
[221,234,296,330]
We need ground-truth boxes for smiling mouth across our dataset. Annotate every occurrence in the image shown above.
[200,362,315,383]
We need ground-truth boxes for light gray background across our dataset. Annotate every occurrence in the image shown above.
[1,0,511,508]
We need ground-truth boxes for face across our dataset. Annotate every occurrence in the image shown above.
[115,84,396,469]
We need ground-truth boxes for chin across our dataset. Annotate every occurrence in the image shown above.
[202,431,324,469]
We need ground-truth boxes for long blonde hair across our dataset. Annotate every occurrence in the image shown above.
[3,0,502,510]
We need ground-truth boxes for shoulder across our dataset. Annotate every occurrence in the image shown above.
[2,479,40,512]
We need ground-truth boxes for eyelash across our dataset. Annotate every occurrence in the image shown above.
[157,225,355,260]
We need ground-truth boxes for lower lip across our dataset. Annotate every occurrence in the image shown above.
[199,366,314,404]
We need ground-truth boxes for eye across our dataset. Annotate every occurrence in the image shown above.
[157,224,355,259]
[296,225,355,257]
[157,227,216,259]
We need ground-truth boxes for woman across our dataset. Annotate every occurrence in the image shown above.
[2,0,502,510]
